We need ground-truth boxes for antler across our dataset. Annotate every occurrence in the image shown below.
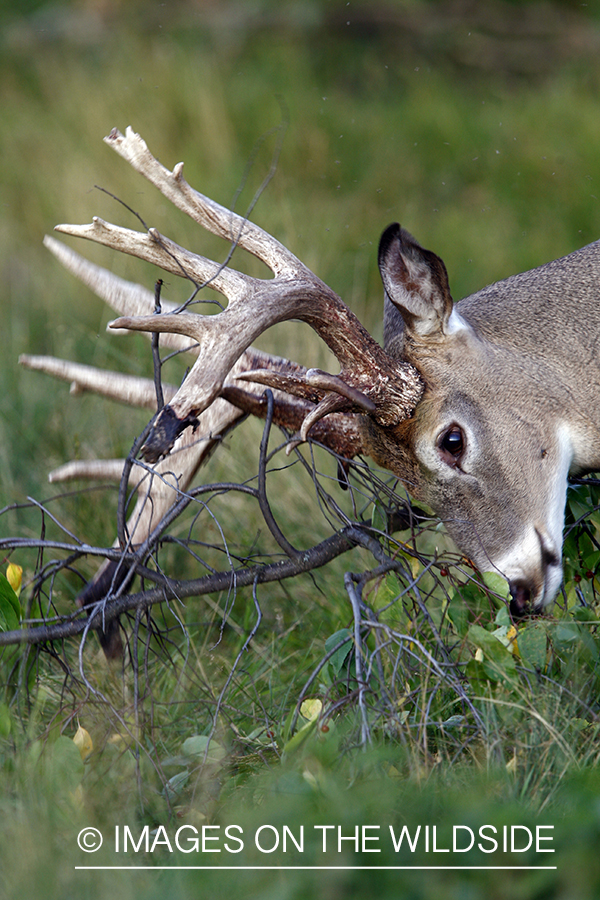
[21,237,365,565]
[21,127,428,658]
[51,127,424,463]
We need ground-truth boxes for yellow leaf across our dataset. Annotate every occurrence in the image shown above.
[506,625,520,658]
[283,700,323,754]
[492,624,520,656]
[302,768,318,789]
[300,699,322,723]
[73,724,93,760]
[6,564,22,597]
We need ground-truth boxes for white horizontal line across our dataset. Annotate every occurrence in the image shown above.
[75,865,557,871]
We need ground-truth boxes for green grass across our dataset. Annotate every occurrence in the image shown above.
[2,2,600,898]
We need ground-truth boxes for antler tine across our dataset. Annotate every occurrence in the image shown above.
[52,221,249,302]
[49,459,134,484]
[43,235,201,354]
[104,126,301,277]
[19,355,177,409]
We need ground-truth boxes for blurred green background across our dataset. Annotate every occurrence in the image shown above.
[2,1,600,898]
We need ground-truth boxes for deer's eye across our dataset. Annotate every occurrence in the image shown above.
[439,425,465,467]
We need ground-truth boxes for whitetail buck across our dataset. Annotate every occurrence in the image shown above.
[21,128,600,625]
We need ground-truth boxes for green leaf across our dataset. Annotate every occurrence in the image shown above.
[325,628,353,678]
[467,624,517,682]
[447,595,470,636]
[282,700,326,755]
[517,623,548,672]
[0,573,20,632]
[491,624,513,649]
[494,606,512,628]
[282,718,319,755]
[551,621,600,666]
[163,771,189,803]
[554,622,584,645]
[370,503,388,534]
[181,735,226,764]
[0,703,11,737]
[481,571,511,603]
[571,605,598,624]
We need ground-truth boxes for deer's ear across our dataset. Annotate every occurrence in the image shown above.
[378,224,455,338]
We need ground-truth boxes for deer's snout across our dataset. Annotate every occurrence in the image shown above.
[507,527,562,618]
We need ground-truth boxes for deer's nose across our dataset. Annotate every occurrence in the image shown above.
[509,580,533,618]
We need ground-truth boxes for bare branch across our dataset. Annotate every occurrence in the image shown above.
[0,526,363,647]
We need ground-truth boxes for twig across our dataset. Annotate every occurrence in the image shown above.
[257,390,301,560]
[344,572,372,747]
[152,278,165,411]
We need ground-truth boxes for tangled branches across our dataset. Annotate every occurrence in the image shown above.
[0,375,488,760]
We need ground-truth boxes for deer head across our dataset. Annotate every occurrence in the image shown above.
[24,128,600,618]
[372,224,600,613]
